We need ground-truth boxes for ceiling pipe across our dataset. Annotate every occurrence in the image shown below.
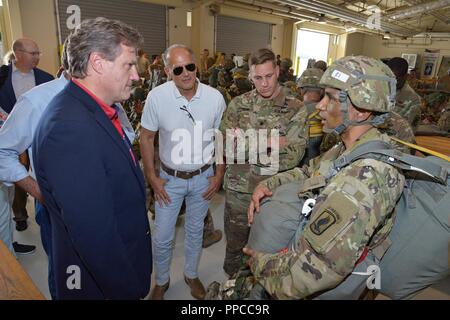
[403,0,449,24]
[386,0,450,21]
[233,0,317,19]
[214,0,311,21]
[273,0,419,36]
[217,0,354,29]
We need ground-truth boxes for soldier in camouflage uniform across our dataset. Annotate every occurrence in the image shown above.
[386,57,422,132]
[437,103,450,132]
[229,68,253,99]
[281,80,300,99]
[296,68,325,165]
[421,92,448,124]
[216,59,235,105]
[243,56,405,299]
[123,85,148,159]
[313,60,327,72]
[278,58,295,84]
[220,48,308,276]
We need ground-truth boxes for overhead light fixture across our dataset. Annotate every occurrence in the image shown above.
[317,14,326,24]
[383,32,391,40]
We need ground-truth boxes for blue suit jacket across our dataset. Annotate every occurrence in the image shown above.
[0,64,54,113]
[32,81,152,300]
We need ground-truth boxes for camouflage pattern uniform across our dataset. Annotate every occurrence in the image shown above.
[123,84,148,160]
[296,68,325,165]
[253,129,405,299]
[229,68,252,99]
[282,81,300,99]
[220,86,308,275]
[394,82,422,132]
[217,59,235,105]
[437,103,450,132]
[421,92,449,124]
[247,56,405,299]
[278,58,295,84]
[229,54,252,99]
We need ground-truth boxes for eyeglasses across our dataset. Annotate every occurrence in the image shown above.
[172,63,196,76]
[18,50,42,57]
[180,105,196,124]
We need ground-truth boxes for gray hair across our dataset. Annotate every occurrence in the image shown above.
[162,44,194,67]
[67,17,143,79]
[61,37,70,71]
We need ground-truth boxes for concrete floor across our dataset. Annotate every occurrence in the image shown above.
[13,191,450,300]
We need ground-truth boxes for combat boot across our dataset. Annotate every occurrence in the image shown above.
[149,281,170,300]
[184,275,206,300]
[202,230,222,248]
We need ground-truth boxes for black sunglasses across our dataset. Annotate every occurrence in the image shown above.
[173,63,196,76]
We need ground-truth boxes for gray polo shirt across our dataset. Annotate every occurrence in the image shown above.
[141,80,226,171]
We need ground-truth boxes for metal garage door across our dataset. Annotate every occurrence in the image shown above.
[56,0,167,57]
[216,15,272,56]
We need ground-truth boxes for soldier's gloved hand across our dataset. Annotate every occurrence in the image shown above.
[150,175,170,207]
[247,185,272,225]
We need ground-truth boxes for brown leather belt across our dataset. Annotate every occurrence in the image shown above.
[161,162,211,180]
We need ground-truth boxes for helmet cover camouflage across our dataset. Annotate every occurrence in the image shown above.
[320,56,396,112]
[280,58,293,70]
[297,68,324,89]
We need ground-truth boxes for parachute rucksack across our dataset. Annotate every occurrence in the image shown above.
[329,139,449,299]
[247,139,449,299]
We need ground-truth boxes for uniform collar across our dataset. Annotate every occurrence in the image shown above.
[343,127,383,155]
[253,85,287,107]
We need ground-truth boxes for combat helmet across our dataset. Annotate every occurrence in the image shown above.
[319,56,397,134]
[280,58,293,70]
[297,68,324,89]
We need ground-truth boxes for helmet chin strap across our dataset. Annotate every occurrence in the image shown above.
[322,90,391,136]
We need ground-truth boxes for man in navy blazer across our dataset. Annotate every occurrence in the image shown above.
[0,38,54,114]
[32,18,152,299]
[0,38,53,234]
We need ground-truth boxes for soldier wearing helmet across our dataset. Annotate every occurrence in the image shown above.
[278,58,295,83]
[245,56,406,299]
[313,60,327,72]
[386,57,422,132]
[296,68,325,165]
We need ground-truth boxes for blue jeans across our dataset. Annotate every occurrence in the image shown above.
[0,183,15,256]
[35,201,56,299]
[153,166,213,285]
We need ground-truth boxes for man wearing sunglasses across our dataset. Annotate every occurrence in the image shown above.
[140,44,226,300]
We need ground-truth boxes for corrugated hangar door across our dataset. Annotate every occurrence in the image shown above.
[56,0,167,56]
[216,15,272,56]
